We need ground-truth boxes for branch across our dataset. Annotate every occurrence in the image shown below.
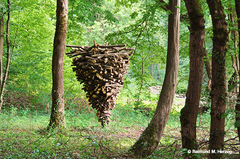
[158,0,169,12]
[158,0,189,23]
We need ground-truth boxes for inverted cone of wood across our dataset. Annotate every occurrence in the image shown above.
[66,41,134,127]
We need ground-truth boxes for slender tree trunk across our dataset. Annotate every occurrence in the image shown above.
[227,10,239,109]
[137,56,144,103]
[0,0,11,112]
[156,63,160,80]
[180,0,205,155]
[151,63,153,77]
[48,0,68,129]
[235,0,240,142]
[207,0,228,158]
[129,0,180,157]
[203,40,212,92]
[0,13,3,112]
[203,40,212,80]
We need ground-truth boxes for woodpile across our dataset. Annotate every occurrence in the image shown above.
[66,41,134,127]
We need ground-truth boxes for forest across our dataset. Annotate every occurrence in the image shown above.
[0,0,240,158]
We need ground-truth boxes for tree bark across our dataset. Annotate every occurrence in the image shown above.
[0,0,11,112]
[159,1,212,91]
[235,0,240,142]
[0,11,3,112]
[48,0,68,129]
[180,0,205,155]
[203,40,212,81]
[207,0,228,158]
[203,40,212,92]
[227,10,239,109]
[129,0,180,157]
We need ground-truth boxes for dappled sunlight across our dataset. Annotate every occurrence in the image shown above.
[1,0,240,158]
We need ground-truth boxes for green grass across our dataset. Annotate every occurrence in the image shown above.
[0,105,152,158]
[0,103,239,158]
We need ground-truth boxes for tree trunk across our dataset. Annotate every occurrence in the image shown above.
[235,0,240,142]
[203,40,212,92]
[0,0,11,112]
[48,0,68,129]
[0,12,3,112]
[227,10,239,109]
[129,0,180,157]
[151,63,153,77]
[180,0,205,155]
[203,40,212,80]
[207,0,228,158]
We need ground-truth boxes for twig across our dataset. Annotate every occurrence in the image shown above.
[224,136,238,143]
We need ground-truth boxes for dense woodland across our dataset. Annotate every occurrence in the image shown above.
[0,0,240,158]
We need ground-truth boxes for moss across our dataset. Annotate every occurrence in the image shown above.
[131,123,157,157]
[48,100,65,129]
[193,0,204,17]
[143,124,157,146]
[188,1,205,32]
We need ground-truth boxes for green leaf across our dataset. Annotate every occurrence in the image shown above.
[235,113,240,118]
[204,58,211,62]
[221,112,228,119]
[228,84,237,92]
[221,109,233,119]
[99,155,107,158]
[179,148,188,152]
[130,11,138,19]
[179,148,188,155]
[92,141,99,149]
[234,120,240,128]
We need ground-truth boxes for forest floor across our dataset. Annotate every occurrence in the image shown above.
[0,95,239,158]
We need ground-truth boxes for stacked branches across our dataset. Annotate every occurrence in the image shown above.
[66,42,134,127]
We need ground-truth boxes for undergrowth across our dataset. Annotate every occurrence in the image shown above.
[0,101,239,158]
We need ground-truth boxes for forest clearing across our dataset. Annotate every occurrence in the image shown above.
[1,0,240,158]
[0,94,238,158]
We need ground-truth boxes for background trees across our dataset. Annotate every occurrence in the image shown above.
[0,0,239,158]
[235,0,240,142]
